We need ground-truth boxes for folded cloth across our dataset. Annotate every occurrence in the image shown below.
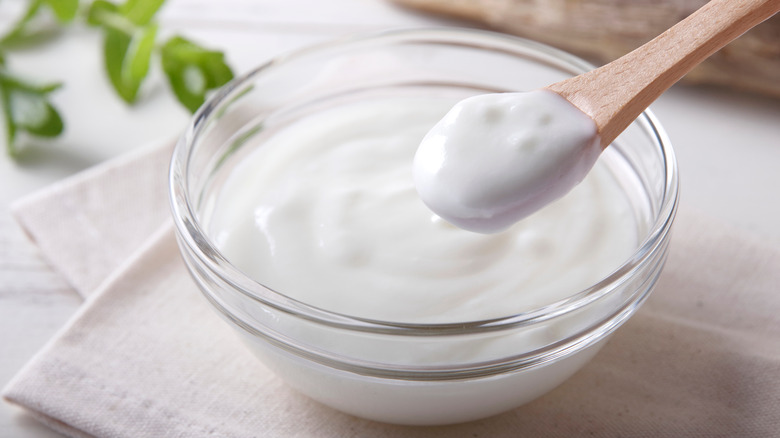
[11,140,175,298]
[3,142,780,437]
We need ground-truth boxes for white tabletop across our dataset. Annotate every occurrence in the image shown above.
[1,1,779,436]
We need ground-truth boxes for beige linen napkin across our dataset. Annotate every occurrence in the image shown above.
[3,142,780,437]
[10,140,175,298]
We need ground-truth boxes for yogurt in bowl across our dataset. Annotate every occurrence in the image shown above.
[169,28,678,425]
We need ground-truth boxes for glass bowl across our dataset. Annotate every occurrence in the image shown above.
[169,28,679,425]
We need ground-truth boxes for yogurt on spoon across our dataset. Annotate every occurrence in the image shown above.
[413,90,600,234]
[415,0,780,233]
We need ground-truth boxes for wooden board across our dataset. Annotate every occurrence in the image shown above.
[393,0,780,97]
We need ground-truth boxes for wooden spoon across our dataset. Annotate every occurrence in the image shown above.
[546,0,780,149]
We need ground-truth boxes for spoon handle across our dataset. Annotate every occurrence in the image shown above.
[546,0,780,149]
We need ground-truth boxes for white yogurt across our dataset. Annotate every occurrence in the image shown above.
[208,95,636,324]
[413,90,601,233]
[205,94,643,425]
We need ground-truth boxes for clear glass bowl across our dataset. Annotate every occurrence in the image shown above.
[170,28,679,425]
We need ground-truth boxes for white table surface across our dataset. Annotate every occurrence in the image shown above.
[1,1,778,436]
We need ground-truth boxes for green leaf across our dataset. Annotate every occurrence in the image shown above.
[0,83,17,152]
[161,36,234,113]
[9,89,64,137]
[87,0,118,27]
[104,28,132,101]
[0,0,43,47]
[103,23,157,103]
[127,23,157,87]
[0,71,64,156]
[0,73,62,95]
[0,0,79,48]
[42,0,79,23]
[119,0,166,26]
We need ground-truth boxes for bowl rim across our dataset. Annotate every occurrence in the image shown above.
[169,27,680,337]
